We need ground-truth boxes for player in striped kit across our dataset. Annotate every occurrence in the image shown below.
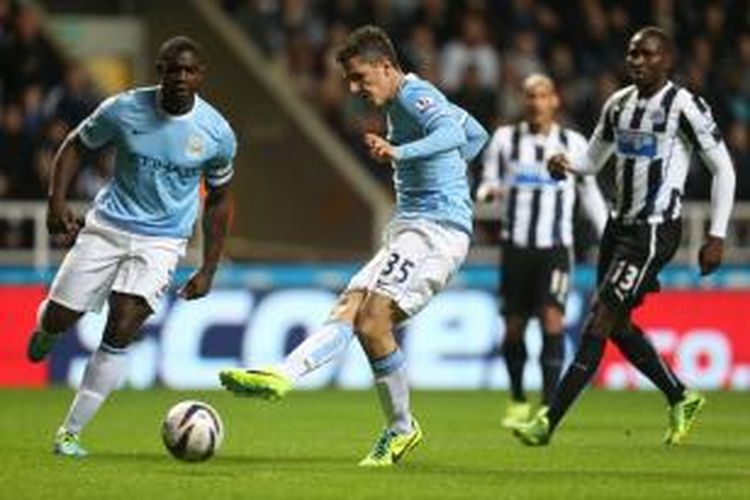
[477,74,607,427]
[514,27,736,446]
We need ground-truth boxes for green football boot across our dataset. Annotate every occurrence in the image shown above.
[53,430,88,458]
[664,390,706,445]
[512,407,551,446]
[27,330,60,363]
[501,400,533,429]
[218,367,292,401]
[358,419,423,467]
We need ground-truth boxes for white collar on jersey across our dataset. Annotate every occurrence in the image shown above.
[155,86,198,120]
[636,80,674,102]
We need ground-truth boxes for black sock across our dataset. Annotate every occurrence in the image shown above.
[502,339,527,402]
[547,334,605,432]
[611,325,686,405]
[541,332,564,406]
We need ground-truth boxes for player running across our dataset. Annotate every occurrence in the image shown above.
[513,27,735,446]
[26,36,236,457]
[219,25,488,467]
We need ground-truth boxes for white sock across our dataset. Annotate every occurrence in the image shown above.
[279,320,354,381]
[372,348,413,434]
[61,343,129,435]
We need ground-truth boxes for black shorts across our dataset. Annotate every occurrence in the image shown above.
[500,244,572,317]
[596,219,681,313]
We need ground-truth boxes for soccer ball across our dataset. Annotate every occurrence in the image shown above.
[161,400,224,462]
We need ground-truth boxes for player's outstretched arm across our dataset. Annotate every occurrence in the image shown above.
[393,115,467,161]
[577,176,609,238]
[460,113,489,164]
[47,134,86,245]
[180,182,232,300]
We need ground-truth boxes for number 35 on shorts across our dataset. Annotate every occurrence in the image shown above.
[378,252,416,285]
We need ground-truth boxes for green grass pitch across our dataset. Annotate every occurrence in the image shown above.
[1,389,748,499]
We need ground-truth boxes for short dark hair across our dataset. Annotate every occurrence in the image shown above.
[634,26,675,57]
[335,25,399,67]
[156,35,205,69]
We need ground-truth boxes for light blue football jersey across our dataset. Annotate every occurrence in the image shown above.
[76,86,236,238]
[387,73,486,235]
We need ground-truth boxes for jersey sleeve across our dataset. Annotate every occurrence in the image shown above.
[566,130,590,172]
[576,175,609,237]
[400,84,453,132]
[678,93,735,237]
[576,94,618,175]
[480,126,509,188]
[394,86,467,161]
[459,111,489,162]
[75,95,119,149]
[205,124,237,188]
[678,93,724,152]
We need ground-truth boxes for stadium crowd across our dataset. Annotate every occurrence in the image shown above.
[0,1,104,247]
[1,0,748,247]
[223,0,749,198]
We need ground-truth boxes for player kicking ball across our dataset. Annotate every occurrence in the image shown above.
[26,36,236,457]
[219,25,488,467]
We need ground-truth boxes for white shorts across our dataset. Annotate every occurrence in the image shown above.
[48,210,187,313]
[346,218,470,317]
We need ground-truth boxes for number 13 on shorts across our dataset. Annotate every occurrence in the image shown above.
[609,259,641,301]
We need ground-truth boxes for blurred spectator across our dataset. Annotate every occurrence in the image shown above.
[449,63,497,129]
[440,12,499,92]
[43,63,99,129]
[322,0,372,30]
[3,5,61,99]
[231,0,284,57]
[281,32,319,101]
[727,122,750,200]
[0,1,103,207]
[575,1,620,76]
[725,33,750,124]
[402,23,440,83]
[504,29,544,82]
[0,101,34,198]
[21,82,45,136]
[411,0,456,46]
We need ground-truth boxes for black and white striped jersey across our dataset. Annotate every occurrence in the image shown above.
[480,121,607,249]
[582,81,735,235]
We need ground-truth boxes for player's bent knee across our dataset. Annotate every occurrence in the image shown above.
[540,306,564,333]
[353,310,383,341]
[584,301,624,338]
[503,315,527,342]
[353,305,394,345]
[39,299,84,333]
[102,326,141,349]
[330,291,364,323]
[102,316,147,349]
